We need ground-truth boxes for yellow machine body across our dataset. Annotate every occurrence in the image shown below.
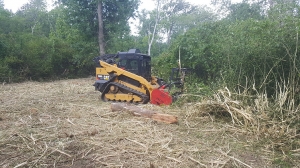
[96,61,164,103]
[93,49,179,105]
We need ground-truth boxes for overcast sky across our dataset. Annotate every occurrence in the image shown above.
[3,0,241,13]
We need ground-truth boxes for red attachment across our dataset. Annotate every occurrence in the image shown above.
[150,88,172,105]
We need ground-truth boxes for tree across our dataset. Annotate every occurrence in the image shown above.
[58,0,140,55]
[137,0,215,56]
[97,1,105,55]
[226,2,263,21]
[159,0,197,44]
[136,6,170,56]
[16,0,49,35]
[148,0,160,56]
[0,2,13,34]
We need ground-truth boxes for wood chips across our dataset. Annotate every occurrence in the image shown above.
[0,78,293,167]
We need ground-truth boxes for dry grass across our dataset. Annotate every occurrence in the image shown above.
[0,78,296,167]
[182,86,300,167]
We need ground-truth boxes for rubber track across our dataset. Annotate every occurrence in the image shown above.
[101,82,150,104]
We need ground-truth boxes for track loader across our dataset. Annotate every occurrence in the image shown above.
[93,49,188,105]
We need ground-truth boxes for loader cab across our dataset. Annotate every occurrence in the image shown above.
[93,49,152,91]
[117,49,152,81]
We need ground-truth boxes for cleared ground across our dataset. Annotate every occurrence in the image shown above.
[0,78,285,167]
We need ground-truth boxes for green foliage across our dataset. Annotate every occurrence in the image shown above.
[226,2,263,21]
[173,78,213,106]
[0,38,8,59]
[58,0,140,50]
[155,21,228,83]
[157,14,299,95]
[20,34,52,78]
[137,0,215,55]
[15,0,51,36]
[0,0,144,81]
[0,7,12,33]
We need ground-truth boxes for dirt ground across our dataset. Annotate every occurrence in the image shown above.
[0,78,286,167]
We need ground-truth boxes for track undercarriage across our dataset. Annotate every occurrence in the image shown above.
[100,82,150,104]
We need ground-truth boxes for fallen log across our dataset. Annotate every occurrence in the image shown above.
[110,103,178,124]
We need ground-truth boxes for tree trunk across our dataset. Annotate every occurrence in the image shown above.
[148,0,160,56]
[97,1,105,55]
[166,23,173,45]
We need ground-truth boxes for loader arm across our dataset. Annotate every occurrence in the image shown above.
[100,60,156,93]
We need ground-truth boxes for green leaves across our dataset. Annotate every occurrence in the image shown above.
[226,2,263,21]
[58,0,140,49]
[153,0,299,101]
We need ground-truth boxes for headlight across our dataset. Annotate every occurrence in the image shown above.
[97,75,109,80]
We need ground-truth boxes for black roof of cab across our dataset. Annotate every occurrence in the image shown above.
[93,49,150,66]
[117,49,150,60]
